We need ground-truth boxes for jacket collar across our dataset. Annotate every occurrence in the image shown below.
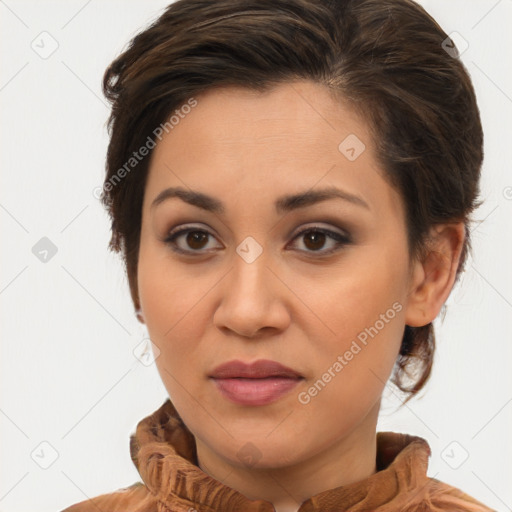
[130,398,432,511]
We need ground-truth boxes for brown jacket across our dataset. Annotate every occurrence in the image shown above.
[61,398,495,512]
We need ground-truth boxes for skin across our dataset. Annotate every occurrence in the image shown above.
[136,80,464,512]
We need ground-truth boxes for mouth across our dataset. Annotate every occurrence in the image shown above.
[209,359,304,406]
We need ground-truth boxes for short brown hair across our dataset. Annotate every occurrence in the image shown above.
[101,0,483,401]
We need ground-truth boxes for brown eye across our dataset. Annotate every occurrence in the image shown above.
[164,226,222,254]
[289,226,351,256]
[185,231,209,250]
[302,230,327,251]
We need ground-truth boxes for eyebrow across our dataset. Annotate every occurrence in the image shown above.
[150,185,370,214]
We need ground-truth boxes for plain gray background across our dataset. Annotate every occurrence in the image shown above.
[1,1,511,511]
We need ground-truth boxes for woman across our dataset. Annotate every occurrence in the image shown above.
[62,0,494,510]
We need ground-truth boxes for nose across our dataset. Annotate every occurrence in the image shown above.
[213,246,291,339]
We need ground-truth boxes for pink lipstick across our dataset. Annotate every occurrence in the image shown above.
[209,359,303,406]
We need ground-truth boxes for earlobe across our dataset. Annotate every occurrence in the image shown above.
[404,260,428,327]
[404,223,465,328]
[135,307,145,324]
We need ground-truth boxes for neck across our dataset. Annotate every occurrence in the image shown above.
[196,400,380,511]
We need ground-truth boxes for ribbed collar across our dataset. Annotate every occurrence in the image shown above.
[129,398,432,512]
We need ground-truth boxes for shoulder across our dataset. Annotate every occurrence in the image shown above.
[60,481,158,512]
[415,477,496,512]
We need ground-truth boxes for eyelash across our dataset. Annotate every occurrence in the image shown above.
[164,224,352,257]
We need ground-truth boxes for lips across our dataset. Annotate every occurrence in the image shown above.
[209,359,302,379]
[209,359,303,406]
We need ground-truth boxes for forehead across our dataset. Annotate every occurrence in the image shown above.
[143,80,401,221]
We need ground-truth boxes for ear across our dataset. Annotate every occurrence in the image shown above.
[404,222,465,327]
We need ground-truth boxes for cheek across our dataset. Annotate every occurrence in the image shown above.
[138,234,198,327]
[137,238,228,405]
[137,241,204,357]
[138,256,210,406]
[310,248,407,343]
[304,244,408,390]
[297,280,405,440]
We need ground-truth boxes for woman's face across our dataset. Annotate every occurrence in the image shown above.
[138,80,417,470]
